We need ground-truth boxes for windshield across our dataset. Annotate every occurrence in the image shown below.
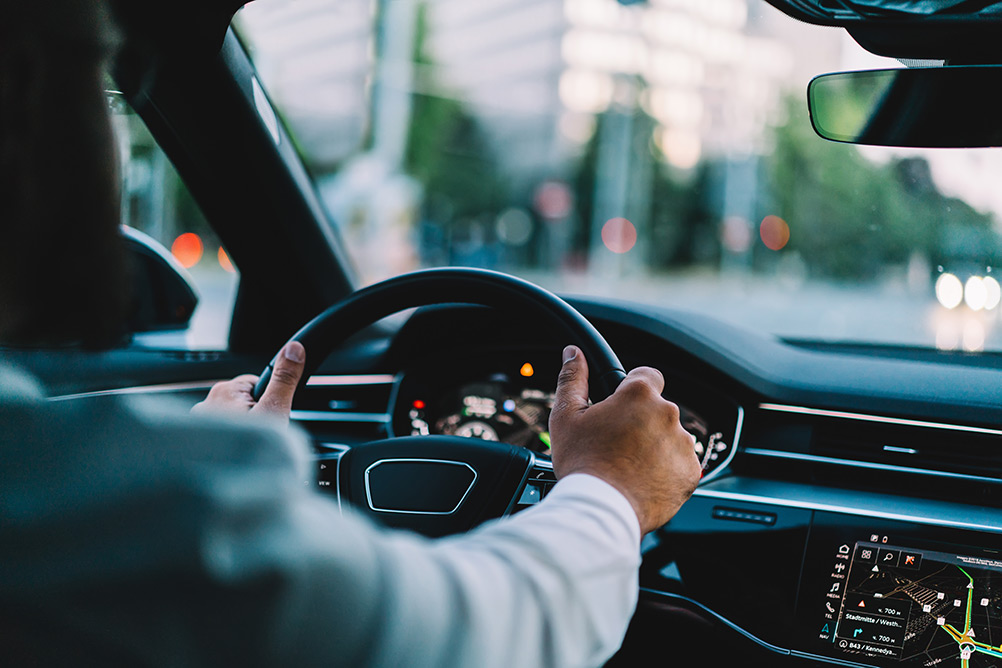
[235,0,1002,353]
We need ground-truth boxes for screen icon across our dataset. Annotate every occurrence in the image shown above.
[900,552,922,570]
[855,545,877,563]
[877,548,900,567]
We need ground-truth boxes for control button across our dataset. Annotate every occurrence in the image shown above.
[855,545,877,563]
[711,507,776,525]
[518,483,543,505]
[878,548,900,567]
[900,551,922,570]
[838,544,851,554]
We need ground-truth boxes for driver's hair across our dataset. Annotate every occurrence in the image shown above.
[0,0,128,349]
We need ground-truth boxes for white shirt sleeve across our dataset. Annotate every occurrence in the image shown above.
[266,473,641,668]
[0,374,642,668]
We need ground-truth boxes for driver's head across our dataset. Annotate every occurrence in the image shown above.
[0,0,128,349]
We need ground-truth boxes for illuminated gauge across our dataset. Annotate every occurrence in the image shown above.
[454,421,500,441]
[409,407,430,436]
[679,405,731,480]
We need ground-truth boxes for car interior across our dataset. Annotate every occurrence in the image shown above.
[8,0,1002,666]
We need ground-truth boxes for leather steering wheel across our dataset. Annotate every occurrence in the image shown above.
[253,267,627,536]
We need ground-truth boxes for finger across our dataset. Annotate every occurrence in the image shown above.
[254,341,306,417]
[231,374,260,388]
[620,366,665,397]
[551,345,589,425]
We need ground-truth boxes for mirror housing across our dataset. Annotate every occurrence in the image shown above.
[808,65,1002,148]
[121,226,198,333]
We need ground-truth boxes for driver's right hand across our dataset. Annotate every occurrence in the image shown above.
[548,345,702,534]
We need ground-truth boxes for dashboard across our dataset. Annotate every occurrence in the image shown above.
[32,295,1002,667]
[282,297,1002,668]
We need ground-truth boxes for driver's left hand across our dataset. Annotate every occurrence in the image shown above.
[192,341,306,421]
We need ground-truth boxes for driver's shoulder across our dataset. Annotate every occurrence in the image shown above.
[0,362,312,489]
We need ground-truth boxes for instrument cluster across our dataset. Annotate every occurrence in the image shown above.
[391,350,743,481]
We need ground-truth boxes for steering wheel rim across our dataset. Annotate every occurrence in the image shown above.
[253,267,626,402]
[254,267,628,536]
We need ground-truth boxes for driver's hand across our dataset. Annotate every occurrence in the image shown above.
[548,345,701,534]
[191,341,306,421]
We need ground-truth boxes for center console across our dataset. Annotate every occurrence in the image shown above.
[654,494,1002,667]
[798,513,1002,666]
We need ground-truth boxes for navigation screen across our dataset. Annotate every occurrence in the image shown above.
[820,538,1002,665]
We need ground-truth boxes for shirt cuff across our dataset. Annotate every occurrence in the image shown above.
[547,473,642,544]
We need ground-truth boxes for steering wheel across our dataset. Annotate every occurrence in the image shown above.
[253,267,627,536]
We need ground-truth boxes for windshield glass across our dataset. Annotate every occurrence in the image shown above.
[235,0,1002,352]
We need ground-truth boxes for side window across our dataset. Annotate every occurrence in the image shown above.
[112,103,239,350]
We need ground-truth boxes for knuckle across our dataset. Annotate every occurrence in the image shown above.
[557,364,579,387]
[270,366,300,387]
[619,378,651,399]
[662,400,681,422]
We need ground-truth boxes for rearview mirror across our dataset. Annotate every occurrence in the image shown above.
[807,66,1002,148]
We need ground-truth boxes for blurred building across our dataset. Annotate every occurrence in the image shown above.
[237,0,375,168]
[236,0,847,277]
[426,0,798,179]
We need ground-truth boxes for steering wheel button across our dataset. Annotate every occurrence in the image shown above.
[518,483,543,505]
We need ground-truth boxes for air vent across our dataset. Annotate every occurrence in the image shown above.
[741,404,1002,504]
[810,419,1002,481]
[292,374,394,417]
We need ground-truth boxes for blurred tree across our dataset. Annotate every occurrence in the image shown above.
[404,4,507,225]
[765,96,998,279]
[572,108,712,270]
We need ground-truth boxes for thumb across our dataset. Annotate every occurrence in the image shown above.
[255,341,306,418]
[551,345,589,426]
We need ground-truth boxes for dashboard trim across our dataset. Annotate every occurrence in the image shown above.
[744,447,1002,485]
[48,380,223,401]
[307,374,396,386]
[291,410,391,423]
[760,402,1002,436]
[692,487,1002,533]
